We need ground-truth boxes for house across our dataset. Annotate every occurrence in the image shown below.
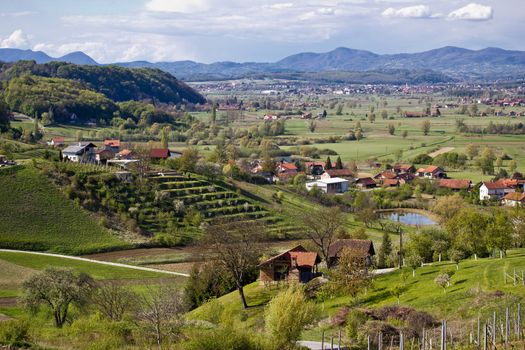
[62,142,97,163]
[306,177,349,194]
[321,169,354,180]
[103,139,121,153]
[95,149,115,164]
[116,149,136,160]
[502,192,525,207]
[48,137,65,147]
[149,148,181,160]
[397,173,416,183]
[327,239,375,268]
[276,161,298,176]
[416,165,446,179]
[438,179,472,191]
[259,245,321,284]
[374,171,397,180]
[393,164,415,174]
[356,177,377,189]
[479,179,520,201]
[382,179,403,187]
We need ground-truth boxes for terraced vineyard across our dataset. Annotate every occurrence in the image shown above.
[135,173,303,240]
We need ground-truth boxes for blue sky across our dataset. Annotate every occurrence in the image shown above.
[0,0,522,63]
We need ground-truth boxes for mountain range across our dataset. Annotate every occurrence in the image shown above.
[1,46,525,82]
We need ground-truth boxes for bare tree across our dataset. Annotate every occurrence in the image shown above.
[91,281,138,321]
[136,284,186,349]
[203,219,267,309]
[21,267,94,327]
[300,206,346,263]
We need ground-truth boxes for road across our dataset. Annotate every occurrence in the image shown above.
[0,249,190,277]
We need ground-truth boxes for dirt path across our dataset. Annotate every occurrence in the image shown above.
[0,249,189,277]
[429,147,455,158]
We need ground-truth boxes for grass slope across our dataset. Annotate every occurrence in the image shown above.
[192,249,525,340]
[0,165,130,254]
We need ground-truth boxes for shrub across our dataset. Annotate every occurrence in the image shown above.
[0,319,31,346]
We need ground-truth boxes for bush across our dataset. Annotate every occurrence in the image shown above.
[0,319,31,346]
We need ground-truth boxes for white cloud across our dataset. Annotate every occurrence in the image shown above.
[269,3,293,9]
[382,5,433,18]
[145,0,211,13]
[0,29,30,48]
[448,3,493,21]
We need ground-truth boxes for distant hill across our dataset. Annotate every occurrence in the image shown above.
[0,60,206,104]
[2,46,525,81]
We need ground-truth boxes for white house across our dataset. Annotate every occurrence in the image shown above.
[502,192,525,207]
[305,177,349,194]
[62,142,97,163]
[479,181,514,201]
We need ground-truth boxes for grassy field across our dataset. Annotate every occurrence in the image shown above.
[0,165,130,254]
[191,248,525,341]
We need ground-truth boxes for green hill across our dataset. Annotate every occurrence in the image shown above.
[0,60,205,104]
[191,249,525,340]
[0,165,130,254]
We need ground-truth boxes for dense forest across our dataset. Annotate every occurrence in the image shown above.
[0,60,205,104]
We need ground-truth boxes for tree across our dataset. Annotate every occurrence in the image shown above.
[509,160,518,173]
[388,123,395,135]
[355,129,363,141]
[402,130,408,139]
[300,206,346,263]
[335,156,343,169]
[210,103,217,124]
[203,220,267,309]
[434,273,451,293]
[0,101,9,132]
[465,143,479,160]
[448,249,464,270]
[421,120,431,135]
[446,209,489,258]
[91,281,137,321]
[481,147,495,161]
[137,284,186,348]
[405,254,423,277]
[394,149,403,161]
[265,286,317,350]
[160,127,169,149]
[327,247,374,297]
[368,113,376,123]
[381,110,388,120]
[391,284,406,304]
[476,155,494,175]
[378,232,393,268]
[495,157,503,168]
[261,153,275,173]
[325,156,333,170]
[431,194,464,222]
[486,211,513,258]
[178,148,199,173]
[309,120,317,133]
[336,104,343,115]
[21,268,93,327]
[469,103,478,117]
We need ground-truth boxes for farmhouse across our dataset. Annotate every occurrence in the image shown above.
[416,165,446,179]
[95,149,115,164]
[103,139,121,153]
[47,137,65,147]
[321,168,354,180]
[502,192,525,207]
[479,181,513,201]
[259,245,321,284]
[356,177,377,189]
[438,179,472,191]
[374,171,397,180]
[306,177,349,194]
[393,164,415,174]
[276,161,298,176]
[327,239,376,268]
[62,142,97,163]
[149,148,181,160]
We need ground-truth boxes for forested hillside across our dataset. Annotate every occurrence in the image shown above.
[0,60,205,104]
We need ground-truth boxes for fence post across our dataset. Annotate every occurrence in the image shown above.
[441,320,446,350]
[477,318,481,349]
[331,336,334,350]
[400,332,404,350]
[505,307,509,346]
[338,329,341,350]
[379,332,383,350]
[483,324,487,350]
[322,331,325,350]
[422,329,425,350]
[518,303,522,341]
[493,312,497,347]
[367,335,371,350]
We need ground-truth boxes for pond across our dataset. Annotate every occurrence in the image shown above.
[379,211,438,226]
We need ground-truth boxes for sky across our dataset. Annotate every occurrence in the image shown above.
[0,0,523,64]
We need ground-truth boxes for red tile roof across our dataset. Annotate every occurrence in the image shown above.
[104,139,121,147]
[259,245,320,268]
[382,179,400,187]
[278,162,298,171]
[503,192,525,202]
[375,171,397,179]
[482,179,518,190]
[149,148,170,159]
[356,177,376,186]
[119,149,133,156]
[438,179,471,190]
[51,137,65,143]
